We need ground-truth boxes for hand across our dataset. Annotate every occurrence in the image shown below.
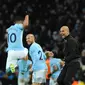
[23,15,29,28]
[48,73,52,77]
[60,61,65,67]
[29,68,33,74]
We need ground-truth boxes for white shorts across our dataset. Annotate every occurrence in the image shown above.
[6,48,28,69]
[18,78,30,85]
[32,70,47,83]
[50,77,58,85]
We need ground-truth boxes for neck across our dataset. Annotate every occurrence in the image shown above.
[64,34,70,39]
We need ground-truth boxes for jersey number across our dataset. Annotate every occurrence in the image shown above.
[8,33,16,43]
[38,51,43,60]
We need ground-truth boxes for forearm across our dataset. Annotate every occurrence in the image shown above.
[23,15,29,28]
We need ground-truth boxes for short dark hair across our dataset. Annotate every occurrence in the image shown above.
[14,16,24,23]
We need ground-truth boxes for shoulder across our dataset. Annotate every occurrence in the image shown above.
[7,24,23,31]
[15,24,23,30]
[52,58,61,60]
[32,42,40,46]
[66,35,77,44]
[68,35,75,41]
[51,58,61,63]
[30,42,41,50]
[7,25,14,32]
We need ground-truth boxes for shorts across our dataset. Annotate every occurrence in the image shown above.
[6,48,28,69]
[18,78,30,85]
[32,69,47,83]
[50,77,58,85]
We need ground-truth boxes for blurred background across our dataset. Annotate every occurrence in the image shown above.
[0,0,85,84]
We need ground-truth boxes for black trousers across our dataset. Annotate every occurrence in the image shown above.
[57,60,80,85]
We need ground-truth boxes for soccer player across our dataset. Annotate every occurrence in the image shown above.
[17,59,32,85]
[26,34,47,85]
[50,58,64,85]
[45,51,64,85]
[6,15,29,74]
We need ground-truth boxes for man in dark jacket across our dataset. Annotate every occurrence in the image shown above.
[57,26,80,85]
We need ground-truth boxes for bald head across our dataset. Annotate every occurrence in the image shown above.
[60,26,70,38]
[26,34,35,45]
[61,26,69,32]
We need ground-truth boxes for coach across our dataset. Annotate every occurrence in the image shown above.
[57,26,81,85]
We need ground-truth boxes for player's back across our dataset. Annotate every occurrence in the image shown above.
[29,42,47,71]
[7,24,24,51]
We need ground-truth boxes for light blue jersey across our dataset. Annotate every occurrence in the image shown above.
[50,58,62,79]
[29,42,47,71]
[7,24,24,51]
[17,60,32,79]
